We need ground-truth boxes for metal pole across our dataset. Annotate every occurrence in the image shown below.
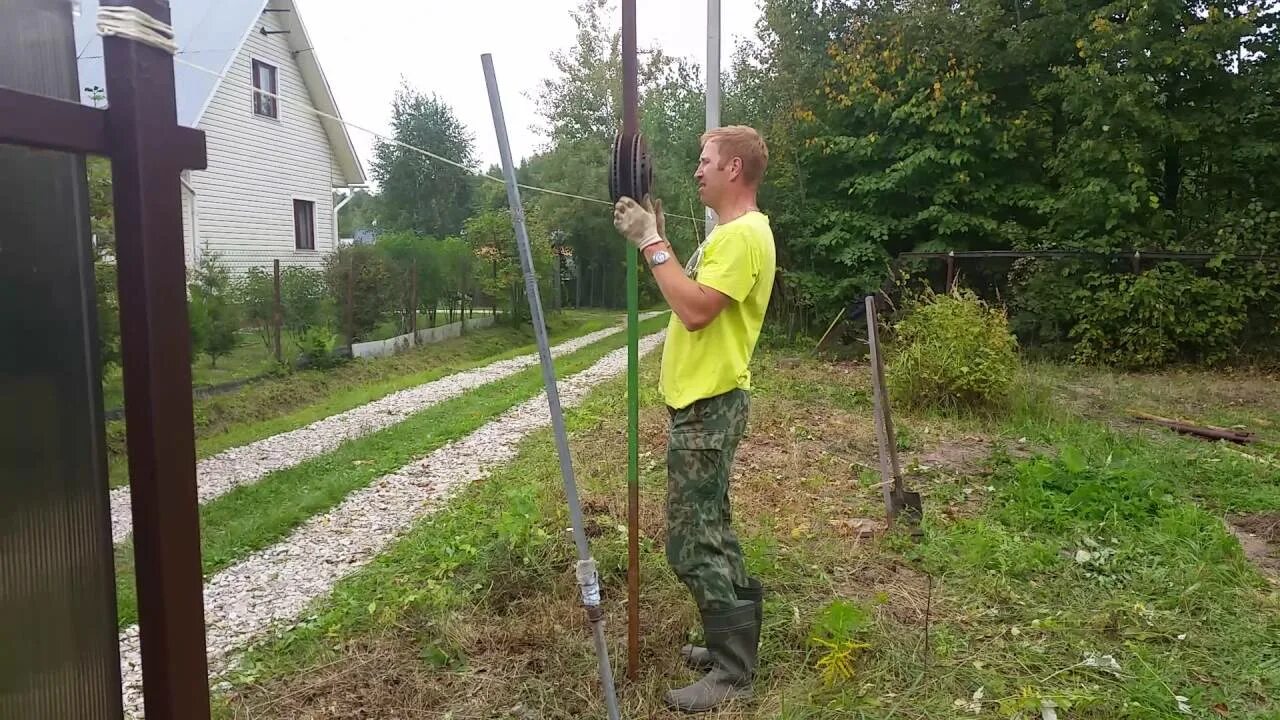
[102,0,212,716]
[620,0,643,683]
[410,258,419,344]
[345,254,355,346]
[273,259,283,363]
[705,0,721,235]
[481,53,622,720]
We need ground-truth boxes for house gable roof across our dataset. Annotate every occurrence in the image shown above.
[75,0,366,186]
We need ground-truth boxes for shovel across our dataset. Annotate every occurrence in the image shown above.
[864,296,924,534]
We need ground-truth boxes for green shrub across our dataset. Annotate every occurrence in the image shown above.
[887,288,1019,410]
[324,245,395,342]
[295,326,343,369]
[1070,264,1250,369]
[188,251,239,368]
[94,262,121,375]
[280,266,329,343]
[236,267,275,352]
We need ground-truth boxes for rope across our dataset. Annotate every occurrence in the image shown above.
[172,57,703,222]
[97,6,179,55]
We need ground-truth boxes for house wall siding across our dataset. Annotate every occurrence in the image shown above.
[183,8,337,274]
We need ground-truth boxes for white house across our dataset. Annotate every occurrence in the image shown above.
[75,0,366,273]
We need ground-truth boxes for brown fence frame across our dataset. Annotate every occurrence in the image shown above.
[0,1,212,718]
[897,249,1280,292]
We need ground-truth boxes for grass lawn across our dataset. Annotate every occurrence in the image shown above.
[104,309,626,488]
[112,314,670,628]
[217,345,1279,719]
[101,330,278,411]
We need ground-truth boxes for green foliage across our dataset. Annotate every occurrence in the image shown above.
[280,266,329,344]
[87,156,120,380]
[324,245,395,342]
[1069,264,1251,368]
[295,326,342,369]
[188,251,239,368]
[372,82,476,237]
[888,289,1020,410]
[464,209,553,324]
[236,267,275,353]
[729,0,1280,358]
[333,188,378,238]
[808,599,872,686]
[375,231,475,331]
[94,263,121,374]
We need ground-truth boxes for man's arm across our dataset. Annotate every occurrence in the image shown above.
[641,242,731,332]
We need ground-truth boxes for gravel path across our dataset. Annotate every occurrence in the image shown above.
[117,331,665,717]
[108,317,660,544]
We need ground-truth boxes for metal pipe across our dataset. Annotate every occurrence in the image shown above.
[333,189,355,248]
[180,173,200,265]
[705,0,721,235]
[481,53,622,720]
[621,0,642,683]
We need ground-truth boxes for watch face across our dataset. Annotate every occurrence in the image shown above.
[651,250,669,265]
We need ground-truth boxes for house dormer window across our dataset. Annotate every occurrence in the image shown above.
[252,59,278,118]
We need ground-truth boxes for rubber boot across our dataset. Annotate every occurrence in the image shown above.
[663,600,760,713]
[681,578,763,670]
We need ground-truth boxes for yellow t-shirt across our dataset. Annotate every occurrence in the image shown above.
[660,211,776,410]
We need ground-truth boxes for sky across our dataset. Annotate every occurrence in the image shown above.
[297,0,763,186]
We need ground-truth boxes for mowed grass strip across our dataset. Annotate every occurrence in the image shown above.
[106,310,624,487]
[218,351,1280,719]
[115,314,668,628]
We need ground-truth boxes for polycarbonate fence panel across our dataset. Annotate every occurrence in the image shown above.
[1,0,125,718]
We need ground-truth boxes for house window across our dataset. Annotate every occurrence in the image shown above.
[252,59,278,118]
[294,200,315,250]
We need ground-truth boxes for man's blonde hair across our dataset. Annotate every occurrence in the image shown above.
[700,125,769,186]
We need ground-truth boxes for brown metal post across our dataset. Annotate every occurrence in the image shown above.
[102,0,211,717]
[946,251,956,292]
[410,258,419,344]
[1132,250,1142,274]
[273,259,283,363]
[345,254,355,346]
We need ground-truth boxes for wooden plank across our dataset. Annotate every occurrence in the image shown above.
[865,296,898,522]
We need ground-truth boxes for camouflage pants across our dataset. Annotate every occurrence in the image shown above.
[665,389,750,611]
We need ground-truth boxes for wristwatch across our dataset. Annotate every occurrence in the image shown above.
[648,249,670,268]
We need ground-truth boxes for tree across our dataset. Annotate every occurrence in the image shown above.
[324,245,396,343]
[188,251,239,368]
[87,155,120,376]
[464,209,553,324]
[334,188,380,238]
[528,0,710,309]
[372,81,477,237]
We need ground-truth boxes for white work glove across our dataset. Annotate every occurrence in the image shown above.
[613,196,665,251]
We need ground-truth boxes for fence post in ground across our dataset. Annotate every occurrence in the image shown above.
[946,250,957,292]
[273,259,283,363]
[410,258,418,345]
[344,254,355,347]
[1132,250,1142,274]
[101,0,213,715]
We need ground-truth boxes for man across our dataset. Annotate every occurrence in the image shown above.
[612,125,776,713]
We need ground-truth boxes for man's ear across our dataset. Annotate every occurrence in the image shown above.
[730,157,744,182]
